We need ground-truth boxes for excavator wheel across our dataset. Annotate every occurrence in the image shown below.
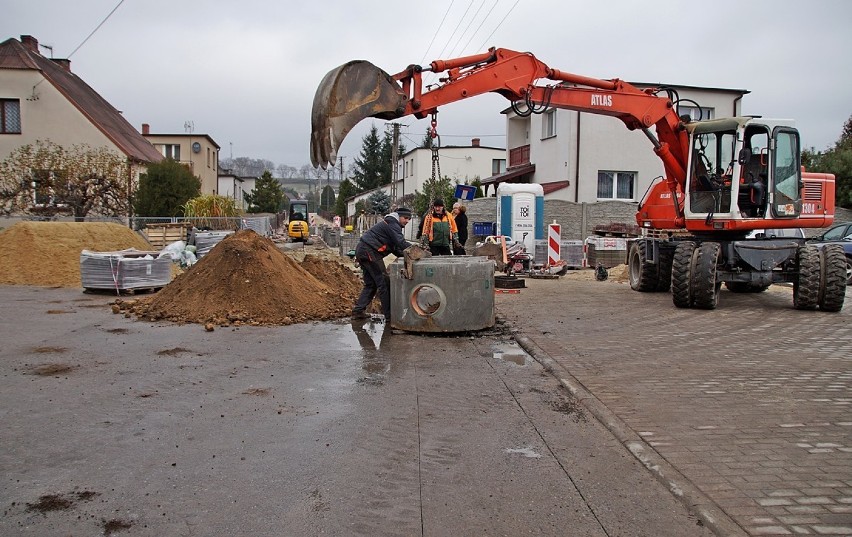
[628,240,658,292]
[671,241,696,308]
[793,245,820,310]
[655,247,673,292]
[819,244,847,312]
[691,242,722,310]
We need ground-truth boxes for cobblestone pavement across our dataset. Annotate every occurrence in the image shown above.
[498,277,852,537]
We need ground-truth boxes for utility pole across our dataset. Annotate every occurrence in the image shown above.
[390,123,400,205]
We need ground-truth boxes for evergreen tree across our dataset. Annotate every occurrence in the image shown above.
[350,125,384,192]
[134,158,201,217]
[320,185,336,212]
[471,178,485,198]
[367,190,390,215]
[350,124,406,192]
[245,170,285,213]
[334,179,356,217]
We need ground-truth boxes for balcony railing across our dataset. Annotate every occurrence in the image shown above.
[508,144,530,168]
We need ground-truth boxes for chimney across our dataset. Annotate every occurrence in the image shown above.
[471,138,480,147]
[142,123,150,135]
[21,35,39,54]
[51,58,71,71]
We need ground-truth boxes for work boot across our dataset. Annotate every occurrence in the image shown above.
[351,310,369,320]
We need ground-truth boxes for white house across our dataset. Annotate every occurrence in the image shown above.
[487,83,748,202]
[347,137,505,219]
[217,169,256,211]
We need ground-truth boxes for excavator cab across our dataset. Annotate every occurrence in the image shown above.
[679,118,819,233]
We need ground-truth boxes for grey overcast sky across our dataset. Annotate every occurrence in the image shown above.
[4,0,851,171]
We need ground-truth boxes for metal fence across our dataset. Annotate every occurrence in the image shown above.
[130,216,276,236]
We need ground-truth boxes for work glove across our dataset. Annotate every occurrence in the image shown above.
[420,236,429,248]
[452,239,463,250]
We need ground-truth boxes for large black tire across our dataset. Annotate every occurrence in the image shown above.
[691,242,722,310]
[793,245,820,310]
[628,241,658,292]
[819,244,847,312]
[655,247,674,292]
[671,241,696,308]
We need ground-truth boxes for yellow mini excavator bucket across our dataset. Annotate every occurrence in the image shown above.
[310,60,408,170]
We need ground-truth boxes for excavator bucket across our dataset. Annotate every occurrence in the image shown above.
[310,60,408,169]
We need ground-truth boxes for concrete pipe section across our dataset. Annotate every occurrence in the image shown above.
[390,256,494,333]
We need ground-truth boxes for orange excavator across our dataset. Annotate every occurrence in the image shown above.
[310,47,845,311]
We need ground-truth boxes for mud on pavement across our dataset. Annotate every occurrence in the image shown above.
[0,285,712,536]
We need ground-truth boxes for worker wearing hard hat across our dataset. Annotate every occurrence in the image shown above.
[351,207,413,320]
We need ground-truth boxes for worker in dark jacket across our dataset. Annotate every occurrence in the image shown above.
[352,208,412,320]
[451,202,468,254]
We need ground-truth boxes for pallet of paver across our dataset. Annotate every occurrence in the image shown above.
[80,249,171,291]
[191,230,234,258]
[585,236,627,268]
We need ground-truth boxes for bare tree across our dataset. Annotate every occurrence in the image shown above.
[0,140,132,219]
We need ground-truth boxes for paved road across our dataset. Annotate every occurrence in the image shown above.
[0,285,709,536]
[499,277,852,537]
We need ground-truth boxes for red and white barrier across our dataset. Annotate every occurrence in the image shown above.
[547,223,561,267]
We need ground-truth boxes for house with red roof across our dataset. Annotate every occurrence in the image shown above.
[0,35,163,213]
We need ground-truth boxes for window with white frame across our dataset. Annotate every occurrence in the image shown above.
[1,99,22,134]
[597,171,635,200]
[492,159,506,175]
[542,109,556,139]
[30,169,69,207]
[678,106,714,121]
[158,144,181,160]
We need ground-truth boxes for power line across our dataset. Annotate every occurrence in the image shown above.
[476,0,521,51]
[446,0,488,58]
[435,0,475,60]
[459,0,500,56]
[420,0,456,65]
[68,0,127,59]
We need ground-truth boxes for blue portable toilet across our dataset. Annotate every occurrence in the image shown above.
[496,183,544,252]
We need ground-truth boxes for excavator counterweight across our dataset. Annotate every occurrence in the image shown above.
[310,60,407,169]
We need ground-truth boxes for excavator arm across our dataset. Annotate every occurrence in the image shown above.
[310,47,689,213]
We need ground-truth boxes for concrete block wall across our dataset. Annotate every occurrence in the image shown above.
[461,197,638,247]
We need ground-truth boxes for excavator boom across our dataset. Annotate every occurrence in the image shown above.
[310,48,689,191]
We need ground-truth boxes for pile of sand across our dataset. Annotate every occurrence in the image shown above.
[116,229,363,326]
[0,222,154,287]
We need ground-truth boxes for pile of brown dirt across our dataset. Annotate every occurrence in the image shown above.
[117,229,363,326]
[0,222,154,287]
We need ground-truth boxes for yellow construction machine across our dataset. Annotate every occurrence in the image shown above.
[287,200,310,242]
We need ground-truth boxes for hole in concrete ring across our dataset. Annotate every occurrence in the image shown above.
[410,284,444,316]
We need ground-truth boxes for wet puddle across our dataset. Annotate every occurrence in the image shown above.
[493,342,529,366]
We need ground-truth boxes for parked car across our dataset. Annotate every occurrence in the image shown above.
[807,222,852,285]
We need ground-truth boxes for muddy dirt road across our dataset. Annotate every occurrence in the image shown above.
[0,286,710,536]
